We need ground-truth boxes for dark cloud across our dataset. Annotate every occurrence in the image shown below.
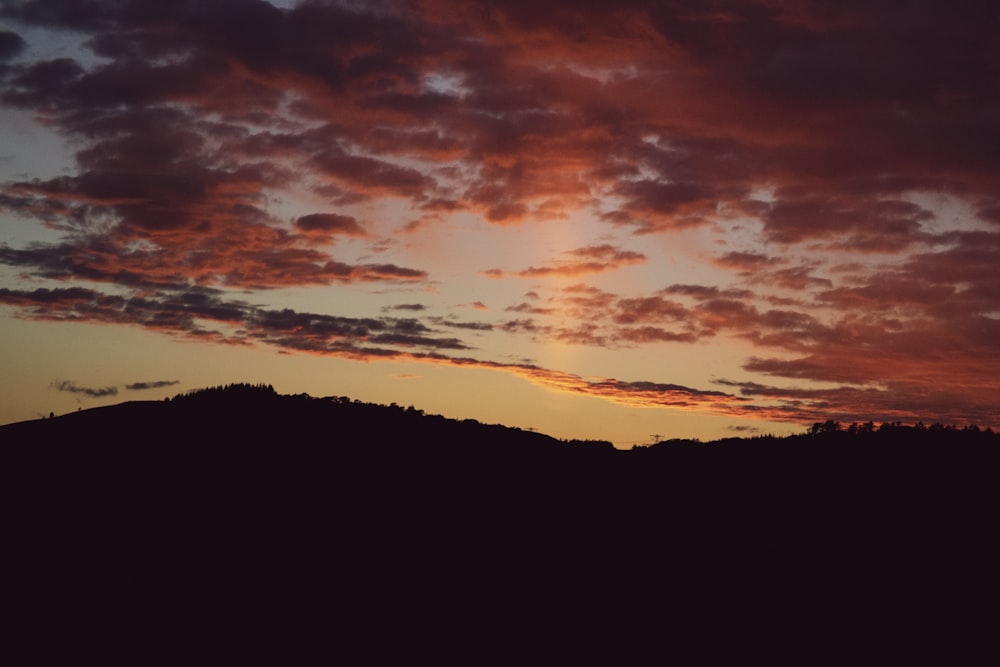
[0,234,426,290]
[714,374,1000,428]
[0,31,26,60]
[51,380,118,398]
[294,213,368,239]
[0,286,97,305]
[662,284,754,301]
[370,333,468,350]
[0,285,464,353]
[608,179,716,232]
[500,319,542,335]
[714,251,776,271]
[125,380,180,391]
[505,302,555,315]
[583,377,736,407]
[613,296,689,325]
[762,196,934,246]
[616,326,699,344]
[428,316,493,331]
[310,149,436,199]
[766,267,833,291]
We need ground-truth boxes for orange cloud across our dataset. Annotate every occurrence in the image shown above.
[502,244,646,279]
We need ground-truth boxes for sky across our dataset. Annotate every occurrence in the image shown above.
[1,0,999,446]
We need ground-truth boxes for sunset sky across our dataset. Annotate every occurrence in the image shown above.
[2,0,999,446]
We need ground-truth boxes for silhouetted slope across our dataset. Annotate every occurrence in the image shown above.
[2,383,594,453]
[2,384,998,656]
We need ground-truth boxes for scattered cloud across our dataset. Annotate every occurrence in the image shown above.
[714,251,776,272]
[506,302,555,315]
[430,317,493,331]
[492,245,646,279]
[125,380,180,391]
[51,380,118,398]
[294,213,369,240]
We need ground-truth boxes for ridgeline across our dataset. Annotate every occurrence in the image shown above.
[2,383,997,650]
[4,382,995,451]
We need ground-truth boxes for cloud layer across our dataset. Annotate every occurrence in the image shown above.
[2,0,999,429]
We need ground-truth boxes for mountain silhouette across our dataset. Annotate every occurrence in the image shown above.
[3,383,997,655]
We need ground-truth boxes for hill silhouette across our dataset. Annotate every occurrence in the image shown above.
[7,381,996,450]
[3,381,603,452]
[3,383,997,656]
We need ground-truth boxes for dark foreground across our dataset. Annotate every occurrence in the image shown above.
[3,385,997,659]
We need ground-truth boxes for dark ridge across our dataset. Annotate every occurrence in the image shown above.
[6,383,995,450]
[2,382,604,456]
[2,383,997,649]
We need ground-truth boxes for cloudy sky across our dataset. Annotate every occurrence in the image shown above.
[1,0,998,445]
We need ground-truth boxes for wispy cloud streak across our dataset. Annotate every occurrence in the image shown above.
[52,380,118,398]
[125,380,180,391]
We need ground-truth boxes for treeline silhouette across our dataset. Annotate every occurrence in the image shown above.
[637,416,997,450]
[2,383,997,652]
